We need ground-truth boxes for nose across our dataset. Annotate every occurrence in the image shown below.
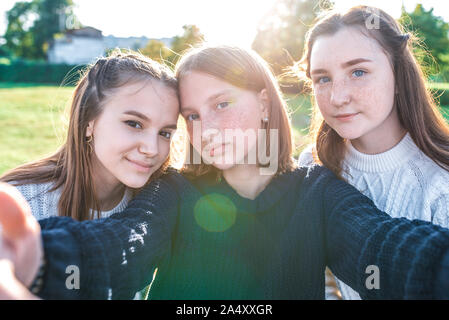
[188,111,220,147]
[200,116,221,147]
[330,78,351,108]
[138,131,159,158]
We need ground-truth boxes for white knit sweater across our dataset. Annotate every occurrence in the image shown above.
[12,182,132,220]
[298,133,449,300]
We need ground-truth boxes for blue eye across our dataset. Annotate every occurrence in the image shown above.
[318,77,330,84]
[125,120,142,129]
[186,114,200,122]
[217,102,230,110]
[159,131,172,139]
[353,70,366,77]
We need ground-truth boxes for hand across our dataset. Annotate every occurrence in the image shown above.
[0,246,39,299]
[0,182,43,288]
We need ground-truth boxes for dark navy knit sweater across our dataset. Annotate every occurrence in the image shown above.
[37,166,449,299]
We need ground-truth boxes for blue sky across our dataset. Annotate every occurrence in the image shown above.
[1,0,449,48]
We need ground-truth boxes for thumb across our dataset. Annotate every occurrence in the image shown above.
[0,183,32,239]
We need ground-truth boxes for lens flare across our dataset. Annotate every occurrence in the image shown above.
[194,193,237,232]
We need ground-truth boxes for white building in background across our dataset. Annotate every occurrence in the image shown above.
[47,26,172,65]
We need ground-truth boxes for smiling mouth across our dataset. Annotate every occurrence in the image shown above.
[127,158,153,173]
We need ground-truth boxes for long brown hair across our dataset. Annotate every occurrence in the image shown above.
[296,6,449,178]
[1,50,178,220]
[175,45,295,178]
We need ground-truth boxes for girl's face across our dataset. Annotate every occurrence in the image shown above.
[86,81,179,189]
[179,71,268,171]
[310,27,401,145]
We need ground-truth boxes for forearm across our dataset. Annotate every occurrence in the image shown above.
[321,171,449,299]
[36,173,182,299]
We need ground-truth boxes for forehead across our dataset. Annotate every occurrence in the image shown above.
[179,71,238,107]
[103,81,179,118]
[310,27,387,69]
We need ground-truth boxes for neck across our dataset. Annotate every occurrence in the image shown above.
[351,108,406,155]
[91,157,126,211]
[222,164,274,200]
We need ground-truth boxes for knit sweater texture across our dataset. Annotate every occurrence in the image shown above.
[36,166,449,299]
[12,182,132,220]
[298,133,449,299]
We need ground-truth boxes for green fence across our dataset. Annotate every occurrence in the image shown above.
[0,59,85,85]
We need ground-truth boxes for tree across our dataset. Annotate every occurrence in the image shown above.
[169,25,205,64]
[142,24,205,68]
[4,1,37,59]
[4,0,75,60]
[400,4,449,76]
[252,0,332,77]
[140,39,172,64]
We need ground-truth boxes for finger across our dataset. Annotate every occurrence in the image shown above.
[0,183,32,239]
[0,260,40,300]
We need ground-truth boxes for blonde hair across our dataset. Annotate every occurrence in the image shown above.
[175,45,295,178]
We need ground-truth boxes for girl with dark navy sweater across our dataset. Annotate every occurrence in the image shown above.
[2,45,449,300]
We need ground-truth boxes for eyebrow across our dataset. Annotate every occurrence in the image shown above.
[181,89,234,113]
[123,110,177,129]
[341,58,372,68]
[206,89,233,103]
[123,110,149,121]
[310,58,373,75]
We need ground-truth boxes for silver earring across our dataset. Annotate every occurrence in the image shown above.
[263,117,269,123]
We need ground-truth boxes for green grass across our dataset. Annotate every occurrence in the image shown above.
[0,83,73,174]
[0,83,448,175]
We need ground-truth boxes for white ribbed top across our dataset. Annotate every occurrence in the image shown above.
[12,182,132,220]
[343,133,420,173]
[299,133,449,300]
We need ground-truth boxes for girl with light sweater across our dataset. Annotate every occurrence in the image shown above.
[298,6,449,299]
[0,50,179,222]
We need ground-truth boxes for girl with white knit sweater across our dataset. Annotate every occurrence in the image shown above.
[297,6,449,299]
[0,50,179,222]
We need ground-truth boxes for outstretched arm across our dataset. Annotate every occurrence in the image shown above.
[21,171,185,300]
[0,183,41,300]
[37,171,185,299]
[316,167,449,299]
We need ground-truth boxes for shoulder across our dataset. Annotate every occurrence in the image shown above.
[11,181,60,219]
[410,152,449,200]
[286,164,344,198]
[12,181,59,202]
[139,167,195,200]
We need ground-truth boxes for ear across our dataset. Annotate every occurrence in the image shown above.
[85,120,94,138]
[258,88,269,117]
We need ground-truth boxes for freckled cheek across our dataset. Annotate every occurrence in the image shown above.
[207,110,256,134]
[356,81,394,118]
[314,90,333,118]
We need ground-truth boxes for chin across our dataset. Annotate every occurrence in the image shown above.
[121,176,151,189]
[334,128,364,140]
[211,161,236,172]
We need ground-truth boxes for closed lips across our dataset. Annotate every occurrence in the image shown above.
[335,112,359,119]
[127,158,153,169]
